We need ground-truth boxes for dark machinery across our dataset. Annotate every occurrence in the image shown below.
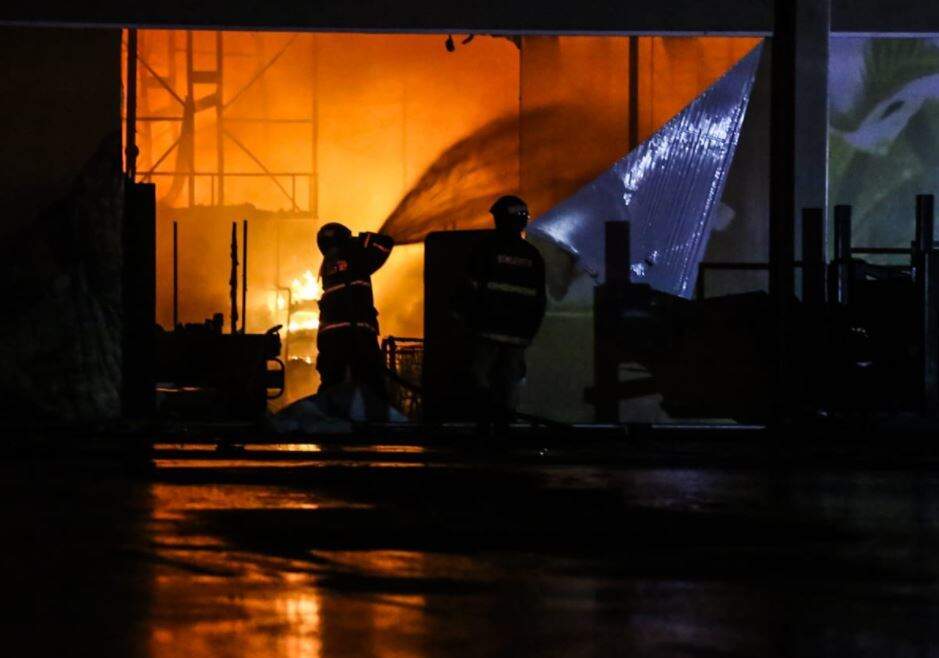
[819,198,936,416]
[155,220,285,421]
[589,195,939,423]
[587,223,778,422]
[422,230,490,421]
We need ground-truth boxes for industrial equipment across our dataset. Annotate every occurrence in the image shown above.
[422,230,490,420]
[382,335,424,419]
[588,195,939,423]
[155,220,285,421]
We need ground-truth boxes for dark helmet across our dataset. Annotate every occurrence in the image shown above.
[317,222,352,254]
[489,195,530,233]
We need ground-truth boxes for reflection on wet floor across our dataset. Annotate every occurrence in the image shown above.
[152,444,428,454]
[243,444,325,453]
[5,443,939,657]
[152,459,428,469]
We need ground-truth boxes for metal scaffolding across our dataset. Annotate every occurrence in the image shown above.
[126,30,319,216]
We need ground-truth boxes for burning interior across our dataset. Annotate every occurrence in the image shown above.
[124,31,761,412]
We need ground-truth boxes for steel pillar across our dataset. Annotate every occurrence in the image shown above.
[125,29,138,179]
[801,207,825,307]
[832,204,852,305]
[769,0,830,414]
[122,182,157,417]
[914,194,938,414]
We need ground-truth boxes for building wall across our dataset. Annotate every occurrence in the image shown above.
[0,28,121,237]
[0,27,124,422]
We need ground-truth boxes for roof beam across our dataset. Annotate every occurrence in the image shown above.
[1,0,938,35]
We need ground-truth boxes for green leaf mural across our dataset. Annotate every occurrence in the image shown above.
[831,38,939,253]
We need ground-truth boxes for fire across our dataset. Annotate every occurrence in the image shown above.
[127,28,756,411]
[287,269,322,334]
[288,310,320,333]
[290,270,322,303]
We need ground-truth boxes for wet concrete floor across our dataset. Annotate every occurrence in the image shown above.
[3,435,939,657]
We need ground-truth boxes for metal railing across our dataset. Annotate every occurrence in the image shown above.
[381,336,424,419]
[143,171,314,212]
[696,250,915,300]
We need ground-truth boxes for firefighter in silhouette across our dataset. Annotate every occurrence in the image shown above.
[462,195,547,433]
[315,223,394,402]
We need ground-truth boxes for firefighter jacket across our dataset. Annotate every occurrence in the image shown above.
[465,231,547,347]
[318,232,393,336]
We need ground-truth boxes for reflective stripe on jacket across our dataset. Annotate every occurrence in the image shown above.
[318,232,393,335]
[465,230,546,346]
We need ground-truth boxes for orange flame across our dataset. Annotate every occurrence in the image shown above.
[290,270,323,304]
[287,270,322,334]
[288,310,320,333]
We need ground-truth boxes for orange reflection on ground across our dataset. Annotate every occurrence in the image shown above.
[145,481,434,658]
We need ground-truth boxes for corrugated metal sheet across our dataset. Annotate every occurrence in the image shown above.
[528,43,762,298]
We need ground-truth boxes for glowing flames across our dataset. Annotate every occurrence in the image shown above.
[290,270,323,303]
[287,269,322,334]
[289,311,320,333]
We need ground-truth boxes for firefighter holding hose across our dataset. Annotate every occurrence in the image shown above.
[315,223,394,401]
[462,195,547,434]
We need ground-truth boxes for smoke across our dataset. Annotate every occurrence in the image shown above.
[378,111,521,243]
[379,105,605,244]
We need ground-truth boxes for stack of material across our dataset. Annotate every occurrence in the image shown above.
[0,135,124,423]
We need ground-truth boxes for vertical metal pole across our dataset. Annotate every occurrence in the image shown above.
[793,0,831,267]
[125,29,139,179]
[230,222,239,334]
[593,221,631,422]
[695,269,706,301]
[241,219,248,334]
[801,207,825,307]
[216,31,225,208]
[915,194,937,414]
[628,36,639,152]
[833,204,852,305]
[172,220,179,329]
[770,0,798,416]
[593,283,616,423]
[136,31,154,174]
[185,31,196,207]
[770,0,830,418]
[122,183,157,417]
[915,195,934,254]
[167,31,177,89]
[310,34,319,218]
[605,221,631,288]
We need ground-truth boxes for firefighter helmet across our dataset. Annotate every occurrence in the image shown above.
[317,222,352,254]
[489,195,530,233]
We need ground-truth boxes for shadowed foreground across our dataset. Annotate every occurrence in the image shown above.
[3,434,939,657]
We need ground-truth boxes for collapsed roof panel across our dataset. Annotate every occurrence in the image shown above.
[528,43,762,298]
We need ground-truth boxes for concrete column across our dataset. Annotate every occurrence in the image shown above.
[770,0,830,410]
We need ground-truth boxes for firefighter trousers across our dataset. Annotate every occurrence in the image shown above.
[316,327,387,401]
[470,337,527,430]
